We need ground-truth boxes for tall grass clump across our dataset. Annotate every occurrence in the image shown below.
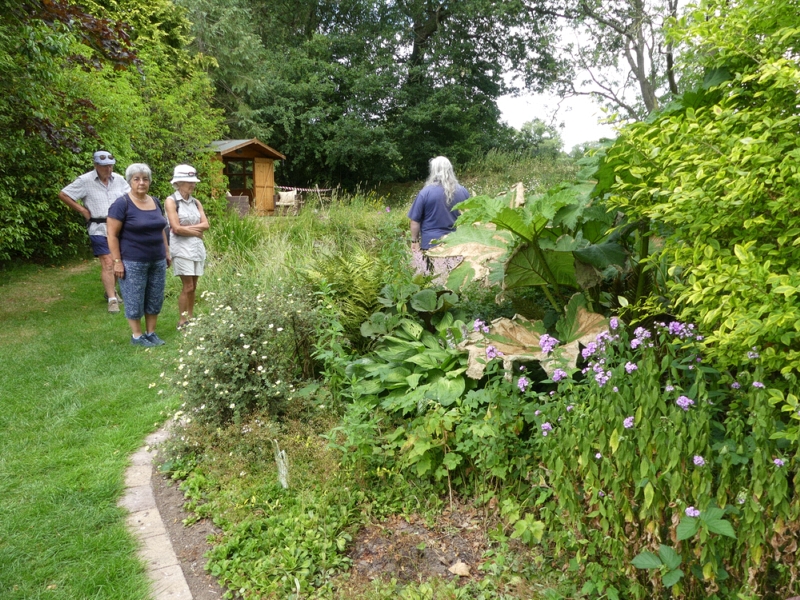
[462,149,579,197]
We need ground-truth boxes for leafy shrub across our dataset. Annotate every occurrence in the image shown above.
[594,0,800,377]
[170,284,323,424]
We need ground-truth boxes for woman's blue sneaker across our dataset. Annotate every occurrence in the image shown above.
[131,335,155,348]
[144,332,166,346]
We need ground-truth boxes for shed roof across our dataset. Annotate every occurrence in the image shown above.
[210,138,285,160]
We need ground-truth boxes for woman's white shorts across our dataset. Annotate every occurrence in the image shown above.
[172,256,205,277]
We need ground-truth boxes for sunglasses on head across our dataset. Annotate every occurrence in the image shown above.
[96,154,114,161]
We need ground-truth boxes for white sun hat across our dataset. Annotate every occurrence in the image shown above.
[170,164,200,184]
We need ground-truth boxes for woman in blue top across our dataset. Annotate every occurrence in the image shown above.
[408,156,470,252]
[107,163,171,348]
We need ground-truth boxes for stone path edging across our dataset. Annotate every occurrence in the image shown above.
[119,428,193,600]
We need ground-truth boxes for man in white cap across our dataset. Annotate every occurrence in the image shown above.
[59,150,131,312]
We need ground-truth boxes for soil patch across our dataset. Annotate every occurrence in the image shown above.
[150,468,227,600]
[348,505,490,585]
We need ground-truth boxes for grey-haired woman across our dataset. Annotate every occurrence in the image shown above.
[407,156,470,276]
[107,163,171,347]
[164,164,209,330]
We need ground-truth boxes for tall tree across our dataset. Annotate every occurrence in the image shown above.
[177,0,565,185]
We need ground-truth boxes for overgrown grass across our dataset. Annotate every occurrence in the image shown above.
[0,261,177,600]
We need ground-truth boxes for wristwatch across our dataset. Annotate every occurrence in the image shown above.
[114,259,121,263]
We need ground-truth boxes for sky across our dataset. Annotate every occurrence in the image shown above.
[497,91,618,152]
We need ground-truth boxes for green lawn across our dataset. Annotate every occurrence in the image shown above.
[0,260,179,600]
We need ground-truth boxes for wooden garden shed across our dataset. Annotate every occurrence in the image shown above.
[210,139,286,215]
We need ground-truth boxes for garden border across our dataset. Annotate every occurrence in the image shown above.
[119,428,193,600]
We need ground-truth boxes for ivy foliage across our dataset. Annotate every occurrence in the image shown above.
[594,0,800,376]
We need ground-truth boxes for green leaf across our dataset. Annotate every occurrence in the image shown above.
[410,289,438,312]
[676,517,699,541]
[644,482,655,509]
[659,545,682,571]
[492,207,535,242]
[609,428,620,454]
[505,244,578,289]
[632,551,662,569]
[573,242,627,269]
[705,518,736,538]
[442,452,462,470]
[662,568,684,588]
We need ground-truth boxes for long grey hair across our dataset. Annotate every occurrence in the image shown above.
[424,156,460,206]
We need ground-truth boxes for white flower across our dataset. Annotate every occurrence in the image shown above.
[160,372,165,378]
[148,382,156,388]
[269,324,274,328]
[243,344,250,349]
[277,327,284,332]
[182,381,188,387]
[204,369,209,374]
[230,403,236,409]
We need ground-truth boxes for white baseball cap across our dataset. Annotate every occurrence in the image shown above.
[170,164,200,184]
[93,150,116,165]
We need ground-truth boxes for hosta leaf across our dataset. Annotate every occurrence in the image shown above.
[410,289,438,312]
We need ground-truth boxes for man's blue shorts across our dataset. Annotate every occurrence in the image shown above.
[89,235,110,256]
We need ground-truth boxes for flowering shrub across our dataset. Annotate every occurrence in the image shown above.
[534,320,799,598]
[169,284,324,425]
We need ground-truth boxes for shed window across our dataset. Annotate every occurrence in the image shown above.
[224,159,254,191]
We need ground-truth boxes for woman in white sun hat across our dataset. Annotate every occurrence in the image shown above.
[165,164,209,330]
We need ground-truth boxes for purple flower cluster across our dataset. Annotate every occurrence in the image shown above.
[592,362,613,387]
[676,396,695,411]
[623,416,635,429]
[595,452,602,459]
[541,422,553,436]
[517,376,529,392]
[539,334,560,355]
[609,316,620,330]
[774,458,785,467]
[685,506,700,518]
[566,405,574,412]
[731,381,741,389]
[473,319,490,334]
[747,347,760,359]
[552,368,568,382]
[655,320,703,341]
[752,381,765,389]
[665,384,674,392]
[582,342,599,360]
[486,345,502,360]
[693,455,705,466]
[630,326,653,350]
[624,361,638,374]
